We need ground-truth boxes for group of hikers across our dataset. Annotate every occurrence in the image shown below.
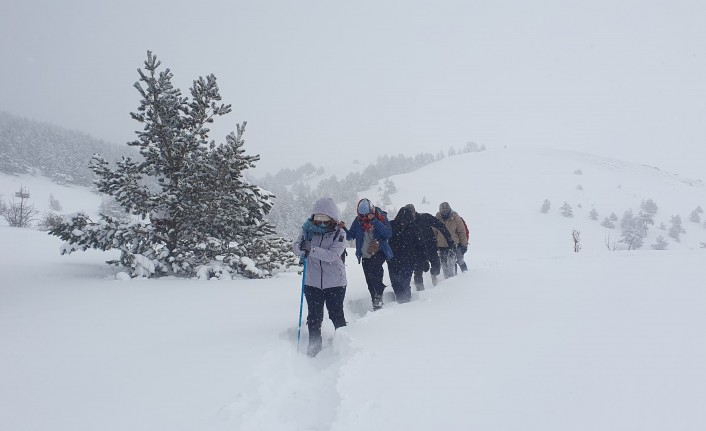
[293,197,469,356]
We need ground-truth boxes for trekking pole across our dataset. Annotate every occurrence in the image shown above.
[296,258,307,353]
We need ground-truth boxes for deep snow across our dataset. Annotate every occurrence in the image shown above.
[2,148,705,431]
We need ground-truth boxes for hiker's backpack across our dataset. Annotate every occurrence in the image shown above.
[460,217,469,242]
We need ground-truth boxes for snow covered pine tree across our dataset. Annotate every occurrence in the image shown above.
[50,51,298,278]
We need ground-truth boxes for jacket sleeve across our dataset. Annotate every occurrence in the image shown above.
[372,215,392,240]
[429,215,454,246]
[309,232,347,263]
[346,219,359,240]
[292,232,306,256]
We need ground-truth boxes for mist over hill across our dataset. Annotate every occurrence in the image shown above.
[0,111,138,187]
[262,146,706,253]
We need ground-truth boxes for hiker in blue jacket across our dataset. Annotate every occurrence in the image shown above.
[342,198,393,310]
[293,197,348,357]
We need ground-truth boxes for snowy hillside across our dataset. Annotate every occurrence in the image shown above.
[2,148,705,431]
[362,147,706,257]
[0,172,103,225]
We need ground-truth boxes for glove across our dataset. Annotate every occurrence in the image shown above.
[448,241,455,250]
[457,244,467,254]
[368,240,380,255]
[300,241,312,256]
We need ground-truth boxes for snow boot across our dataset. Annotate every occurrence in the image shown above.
[459,263,468,273]
[372,295,383,311]
[431,274,439,286]
[415,282,425,291]
[307,333,323,357]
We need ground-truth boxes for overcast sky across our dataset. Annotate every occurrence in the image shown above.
[2,0,705,178]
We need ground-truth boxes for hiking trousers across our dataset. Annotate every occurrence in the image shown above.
[305,285,347,333]
[389,262,413,303]
[362,251,387,300]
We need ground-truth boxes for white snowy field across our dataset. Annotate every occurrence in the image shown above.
[2,147,706,430]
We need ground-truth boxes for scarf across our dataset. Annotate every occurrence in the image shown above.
[302,219,334,240]
[359,212,384,231]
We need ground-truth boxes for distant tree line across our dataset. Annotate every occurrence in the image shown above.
[0,111,138,186]
[257,150,475,239]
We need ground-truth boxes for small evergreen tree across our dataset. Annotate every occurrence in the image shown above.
[560,202,573,218]
[689,206,703,223]
[600,217,615,229]
[651,235,669,250]
[668,214,685,242]
[609,212,618,222]
[641,199,658,216]
[50,51,295,278]
[540,199,551,214]
[620,209,645,250]
[589,208,599,220]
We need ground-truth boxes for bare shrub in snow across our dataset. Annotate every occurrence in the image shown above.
[49,194,62,212]
[3,185,37,228]
[572,229,581,252]
[604,231,617,251]
[37,212,65,231]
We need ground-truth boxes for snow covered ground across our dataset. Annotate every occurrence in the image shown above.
[2,147,705,430]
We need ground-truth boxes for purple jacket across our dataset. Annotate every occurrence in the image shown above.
[292,198,347,289]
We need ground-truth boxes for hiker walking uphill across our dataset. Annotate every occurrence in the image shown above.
[404,204,455,290]
[435,201,469,278]
[387,206,426,303]
[292,197,348,357]
[345,198,393,310]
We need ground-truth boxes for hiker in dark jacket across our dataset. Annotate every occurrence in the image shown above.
[387,206,426,303]
[404,204,454,290]
[293,197,348,357]
[344,198,393,310]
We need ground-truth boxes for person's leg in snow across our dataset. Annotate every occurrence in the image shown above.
[324,286,347,329]
[413,261,425,291]
[455,246,468,272]
[388,264,413,304]
[304,285,325,356]
[439,247,456,279]
[362,251,387,310]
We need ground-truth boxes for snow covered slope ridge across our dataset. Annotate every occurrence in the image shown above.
[363,147,705,257]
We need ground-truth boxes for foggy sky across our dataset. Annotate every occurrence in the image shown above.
[1,0,705,178]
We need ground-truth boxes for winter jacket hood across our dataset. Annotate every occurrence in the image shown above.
[312,197,340,222]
